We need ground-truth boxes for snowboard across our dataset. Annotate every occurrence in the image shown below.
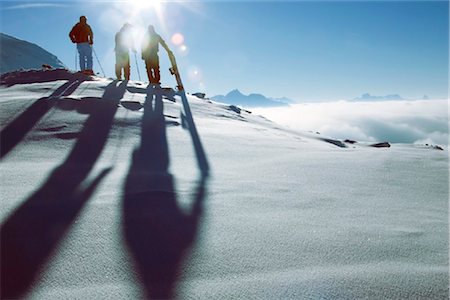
[168,51,184,92]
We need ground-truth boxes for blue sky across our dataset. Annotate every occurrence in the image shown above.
[0,0,448,101]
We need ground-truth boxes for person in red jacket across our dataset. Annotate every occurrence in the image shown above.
[69,16,94,75]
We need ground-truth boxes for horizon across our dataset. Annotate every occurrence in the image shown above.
[0,0,448,101]
[203,87,444,102]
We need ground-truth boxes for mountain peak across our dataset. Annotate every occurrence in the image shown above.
[212,89,289,108]
[226,89,244,97]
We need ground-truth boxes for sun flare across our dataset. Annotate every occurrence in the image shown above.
[128,0,161,10]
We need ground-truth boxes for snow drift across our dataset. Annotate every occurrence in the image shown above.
[0,68,448,299]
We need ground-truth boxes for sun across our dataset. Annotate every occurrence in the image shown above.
[128,0,161,11]
[127,0,164,29]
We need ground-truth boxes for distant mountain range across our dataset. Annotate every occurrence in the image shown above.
[353,93,403,101]
[353,93,430,101]
[212,89,294,107]
[0,32,66,74]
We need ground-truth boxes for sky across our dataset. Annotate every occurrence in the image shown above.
[0,0,448,101]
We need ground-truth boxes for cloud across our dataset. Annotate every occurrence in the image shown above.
[254,100,449,145]
[4,3,69,10]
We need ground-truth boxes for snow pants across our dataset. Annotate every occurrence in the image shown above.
[115,52,130,80]
[144,55,160,84]
[77,43,93,71]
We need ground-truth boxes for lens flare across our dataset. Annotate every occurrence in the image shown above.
[188,66,203,82]
[171,33,184,46]
[175,44,189,56]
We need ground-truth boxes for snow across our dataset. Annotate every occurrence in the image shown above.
[0,33,66,74]
[0,70,448,299]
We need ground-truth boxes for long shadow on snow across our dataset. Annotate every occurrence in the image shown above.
[0,73,87,159]
[123,85,209,299]
[0,80,127,300]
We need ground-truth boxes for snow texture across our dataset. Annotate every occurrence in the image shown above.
[0,69,448,299]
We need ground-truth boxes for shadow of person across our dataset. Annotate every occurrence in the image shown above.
[123,85,208,299]
[0,73,87,159]
[0,80,128,300]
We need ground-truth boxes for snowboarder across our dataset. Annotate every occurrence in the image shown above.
[141,25,171,85]
[69,16,94,75]
[115,23,135,81]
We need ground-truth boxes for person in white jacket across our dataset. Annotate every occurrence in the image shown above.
[115,23,135,81]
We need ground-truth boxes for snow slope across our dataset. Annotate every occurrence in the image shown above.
[0,70,448,299]
[0,33,66,74]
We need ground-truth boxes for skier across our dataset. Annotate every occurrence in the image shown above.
[115,23,135,81]
[69,16,94,75]
[141,25,171,85]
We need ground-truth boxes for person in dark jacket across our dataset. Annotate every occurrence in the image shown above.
[115,23,135,81]
[141,25,171,85]
[69,16,94,75]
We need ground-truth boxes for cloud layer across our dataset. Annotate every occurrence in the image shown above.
[254,100,449,145]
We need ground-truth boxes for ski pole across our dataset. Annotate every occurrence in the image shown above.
[134,52,141,81]
[92,46,106,77]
